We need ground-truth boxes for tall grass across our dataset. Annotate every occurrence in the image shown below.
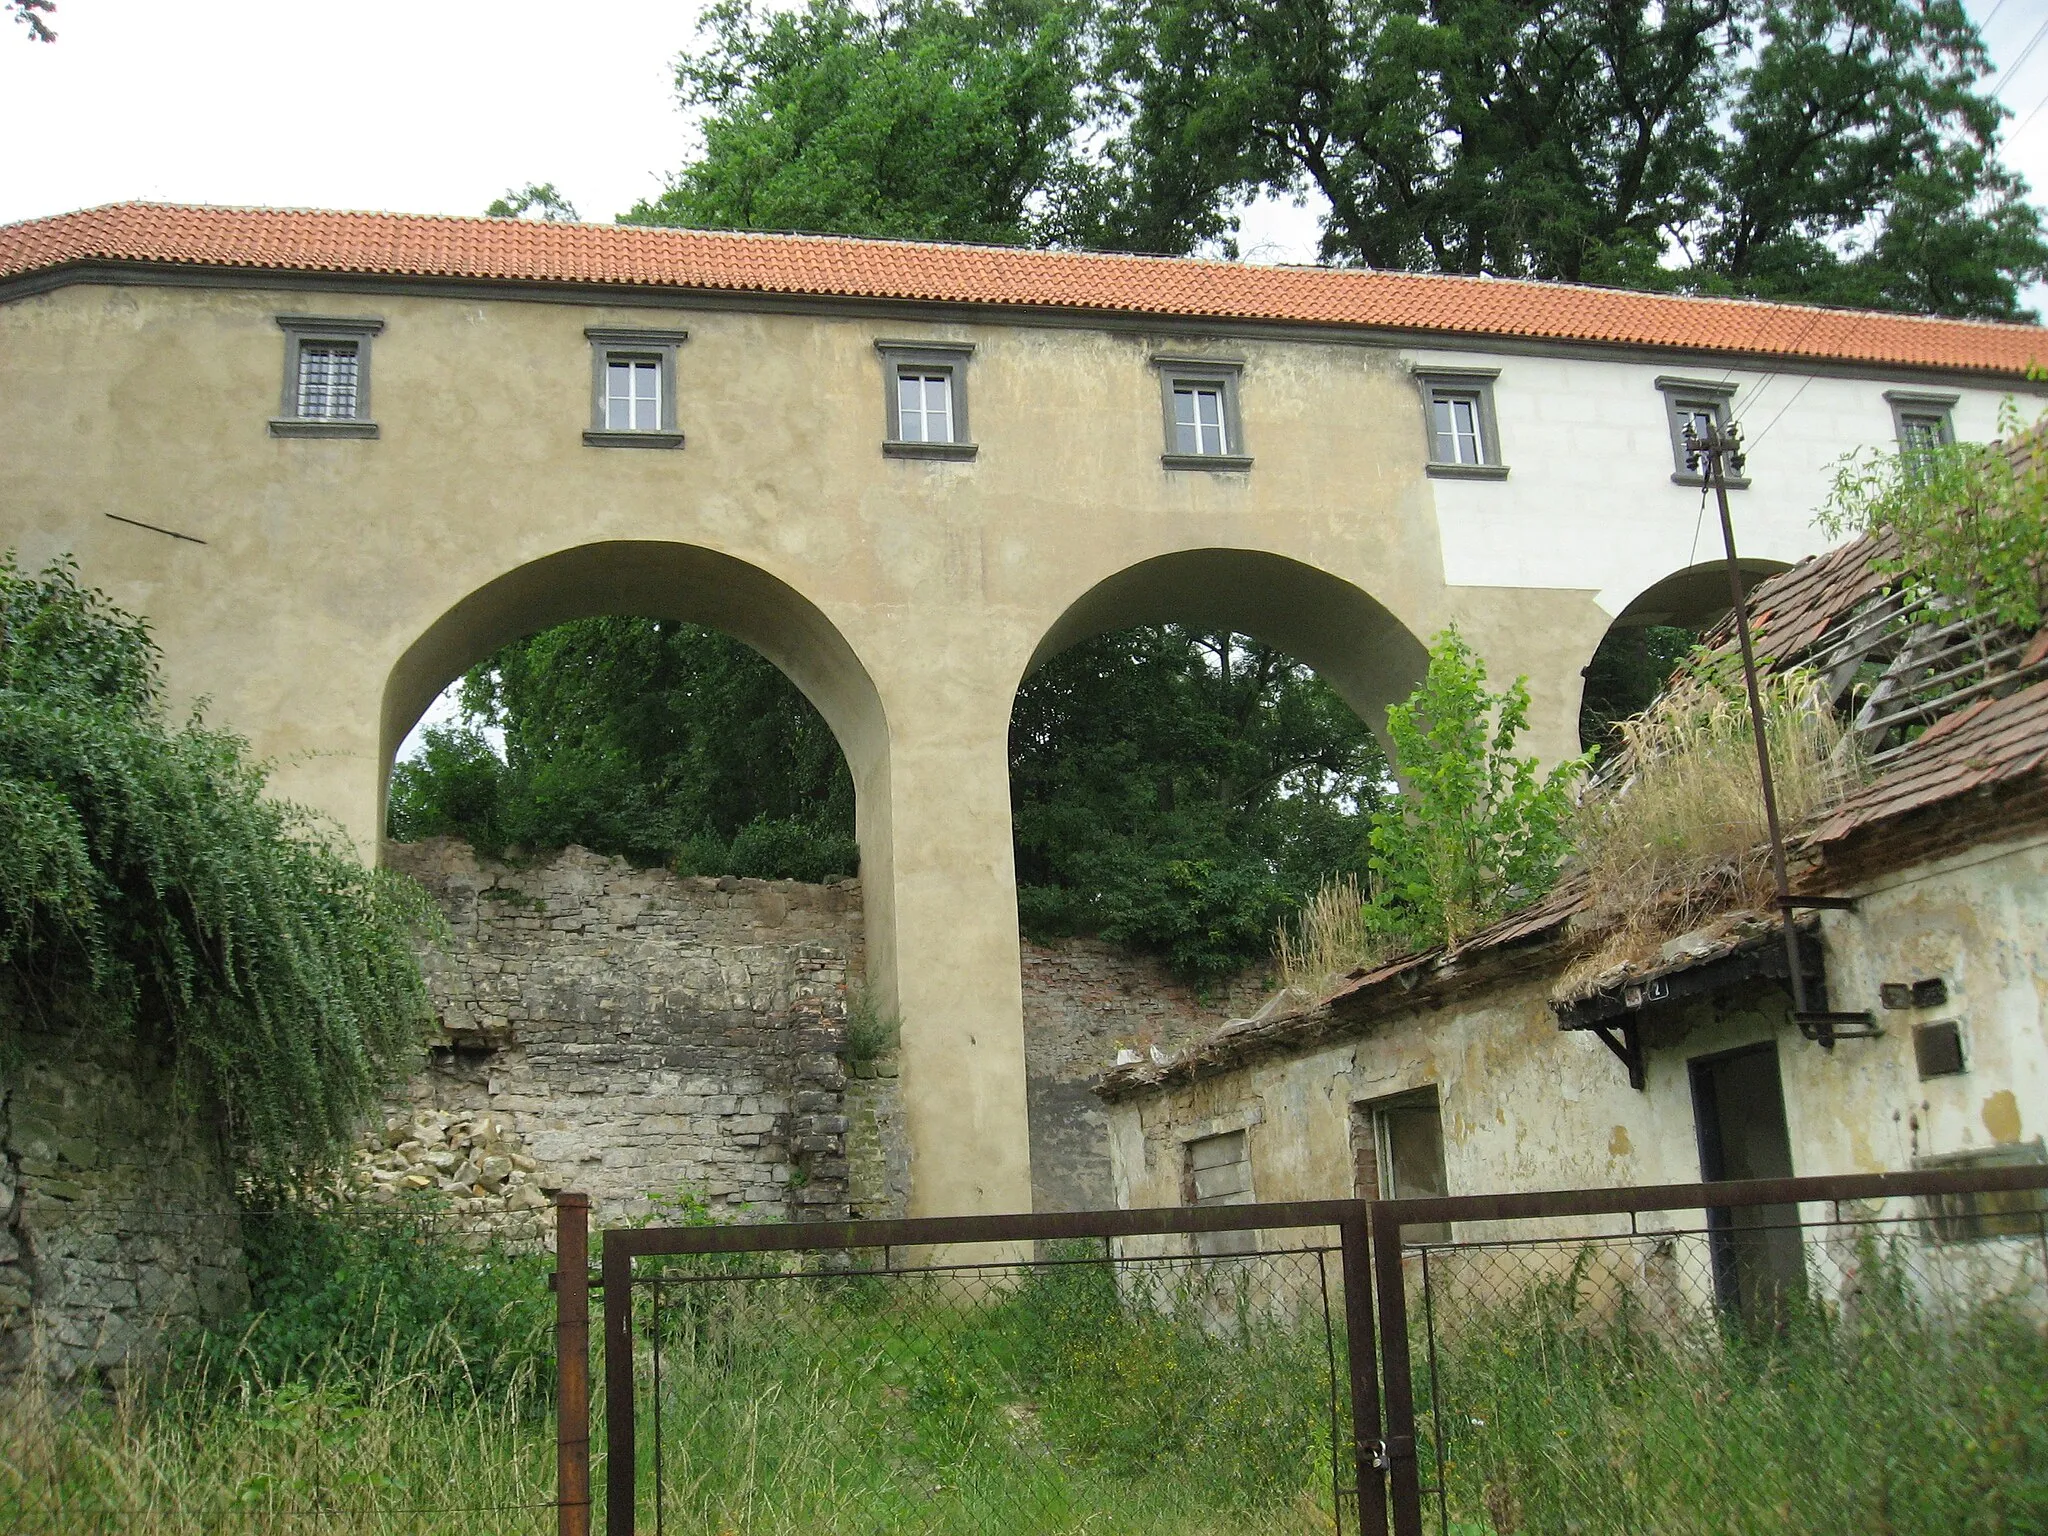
[1418,1236,2048,1534]
[630,1248,1345,1535]
[1275,873,1383,1001]
[1564,667,1857,991]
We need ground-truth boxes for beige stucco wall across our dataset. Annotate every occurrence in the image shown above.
[1107,835,2048,1243]
[3,274,2010,1215]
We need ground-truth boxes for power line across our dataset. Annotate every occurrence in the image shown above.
[1995,14,2048,87]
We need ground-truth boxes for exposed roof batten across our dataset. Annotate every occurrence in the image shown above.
[4,202,2046,378]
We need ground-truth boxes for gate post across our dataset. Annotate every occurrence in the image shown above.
[1371,1203,1425,1536]
[555,1193,592,1536]
[1338,1205,1389,1534]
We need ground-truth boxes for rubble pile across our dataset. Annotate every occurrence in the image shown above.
[348,1110,552,1240]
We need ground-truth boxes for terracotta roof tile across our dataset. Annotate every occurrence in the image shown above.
[1807,677,2048,844]
[4,202,2045,376]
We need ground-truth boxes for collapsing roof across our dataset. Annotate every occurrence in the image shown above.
[1100,523,2048,1103]
[3,202,2046,379]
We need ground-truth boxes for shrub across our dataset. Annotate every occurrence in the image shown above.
[1366,629,1588,949]
[0,555,439,1171]
[1823,401,2048,633]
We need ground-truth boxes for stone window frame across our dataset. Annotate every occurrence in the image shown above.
[271,314,384,439]
[1415,366,1509,480]
[1884,388,1959,455]
[1656,375,1748,488]
[876,339,978,460]
[1152,354,1253,472]
[584,327,689,449]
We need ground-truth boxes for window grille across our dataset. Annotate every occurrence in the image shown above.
[1173,385,1229,455]
[605,356,662,433]
[296,342,360,419]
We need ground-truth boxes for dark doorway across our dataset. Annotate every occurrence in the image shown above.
[1690,1042,1806,1328]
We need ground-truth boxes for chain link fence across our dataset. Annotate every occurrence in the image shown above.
[1383,1184,2048,1535]
[618,1239,1355,1535]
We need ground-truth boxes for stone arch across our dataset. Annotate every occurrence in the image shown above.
[1023,547,1432,749]
[379,540,890,858]
[1577,556,1794,749]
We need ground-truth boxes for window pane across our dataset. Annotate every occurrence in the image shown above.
[297,341,359,418]
[923,375,952,442]
[897,375,924,441]
[1173,387,1200,453]
[633,360,660,432]
[606,361,632,430]
[1430,398,1456,462]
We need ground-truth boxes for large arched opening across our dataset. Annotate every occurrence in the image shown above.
[1579,558,1790,755]
[375,541,892,1222]
[1012,549,1429,1209]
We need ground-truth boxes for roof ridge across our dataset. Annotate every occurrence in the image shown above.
[9,201,2044,332]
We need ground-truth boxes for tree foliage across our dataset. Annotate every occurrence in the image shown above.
[626,0,1098,244]
[639,0,2045,317]
[0,556,438,1171]
[1012,626,1389,979]
[9,0,54,42]
[1823,402,2048,633]
[1365,629,1586,950]
[388,617,860,883]
[391,619,1389,980]
[485,182,580,222]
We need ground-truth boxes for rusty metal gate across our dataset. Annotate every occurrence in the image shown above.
[554,1164,2048,1536]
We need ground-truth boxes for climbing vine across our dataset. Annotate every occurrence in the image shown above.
[0,554,440,1171]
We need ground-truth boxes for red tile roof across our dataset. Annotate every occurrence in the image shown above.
[4,202,2045,377]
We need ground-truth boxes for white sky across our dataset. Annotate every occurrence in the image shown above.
[5,0,2046,756]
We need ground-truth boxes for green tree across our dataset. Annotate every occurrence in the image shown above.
[9,0,54,42]
[486,182,580,222]
[1579,623,1699,755]
[1366,628,1586,950]
[627,0,1098,244]
[1100,0,2044,314]
[388,617,859,881]
[0,555,438,1170]
[1012,626,1389,979]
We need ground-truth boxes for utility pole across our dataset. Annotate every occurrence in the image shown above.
[1684,420,1874,1048]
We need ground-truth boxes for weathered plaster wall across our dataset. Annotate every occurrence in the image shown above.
[0,1010,247,1390]
[385,839,860,1229]
[11,273,1994,1212]
[1107,838,2048,1248]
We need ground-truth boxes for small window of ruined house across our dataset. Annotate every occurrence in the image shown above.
[1185,1128,1256,1257]
[1352,1087,1452,1244]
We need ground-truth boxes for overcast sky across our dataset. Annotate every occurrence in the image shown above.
[5,0,2047,276]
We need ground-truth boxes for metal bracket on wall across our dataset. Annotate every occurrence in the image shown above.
[1589,1019,1647,1091]
[1794,1010,1883,1044]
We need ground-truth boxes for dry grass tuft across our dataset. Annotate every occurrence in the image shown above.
[1274,874,1386,1003]
[1559,669,1859,998]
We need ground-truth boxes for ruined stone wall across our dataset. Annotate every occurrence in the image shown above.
[0,1009,247,1390]
[1019,940,1268,1212]
[384,840,861,1229]
[385,842,1267,1224]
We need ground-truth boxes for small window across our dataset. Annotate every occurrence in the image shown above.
[1916,1141,2046,1244]
[1185,1128,1256,1257]
[1415,368,1506,478]
[1655,376,1745,487]
[1153,355,1250,471]
[877,340,976,459]
[585,328,688,448]
[1885,390,1958,472]
[604,355,662,432]
[1352,1088,1451,1244]
[271,315,383,439]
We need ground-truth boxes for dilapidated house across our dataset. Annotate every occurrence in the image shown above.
[1099,528,2048,1272]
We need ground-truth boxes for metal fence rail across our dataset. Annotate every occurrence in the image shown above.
[587,1165,2048,1536]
